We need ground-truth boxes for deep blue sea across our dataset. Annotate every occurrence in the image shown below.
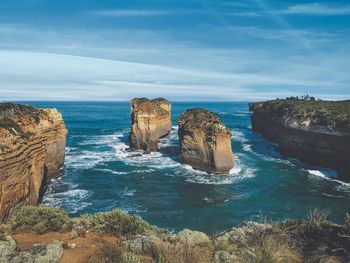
[23,102,350,234]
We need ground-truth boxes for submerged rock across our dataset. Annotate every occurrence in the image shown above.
[178,109,234,173]
[129,98,171,153]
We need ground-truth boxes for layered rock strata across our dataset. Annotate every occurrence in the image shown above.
[0,102,67,221]
[178,109,234,173]
[129,98,171,153]
[249,99,350,180]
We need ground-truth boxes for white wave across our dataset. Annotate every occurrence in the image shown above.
[112,135,181,169]
[231,129,248,143]
[96,168,128,175]
[65,150,114,169]
[229,164,242,175]
[158,127,178,149]
[78,134,123,146]
[242,144,252,152]
[183,158,256,185]
[120,187,136,197]
[308,169,350,187]
[43,189,92,213]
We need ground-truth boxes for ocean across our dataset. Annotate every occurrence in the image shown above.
[22,101,350,234]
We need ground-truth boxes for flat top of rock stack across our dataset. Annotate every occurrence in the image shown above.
[178,108,231,135]
[131,98,170,115]
[0,102,65,154]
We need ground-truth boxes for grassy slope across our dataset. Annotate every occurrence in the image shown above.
[2,206,350,263]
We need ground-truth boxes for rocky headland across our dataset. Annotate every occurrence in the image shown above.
[249,99,350,180]
[0,205,349,263]
[129,98,171,153]
[0,103,67,222]
[178,109,234,174]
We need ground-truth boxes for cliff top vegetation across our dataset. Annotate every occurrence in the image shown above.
[250,98,350,133]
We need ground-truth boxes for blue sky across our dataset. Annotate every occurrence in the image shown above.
[0,0,349,101]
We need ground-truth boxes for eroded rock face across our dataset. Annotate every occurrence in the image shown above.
[0,103,67,222]
[178,109,234,173]
[249,99,350,180]
[129,98,171,153]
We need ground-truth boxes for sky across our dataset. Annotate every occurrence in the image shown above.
[0,0,349,101]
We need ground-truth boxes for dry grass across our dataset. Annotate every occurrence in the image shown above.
[307,208,331,230]
[345,213,350,230]
[144,238,213,263]
[86,241,140,263]
[234,231,302,263]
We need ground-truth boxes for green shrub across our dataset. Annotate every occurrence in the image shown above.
[82,209,165,237]
[10,205,68,234]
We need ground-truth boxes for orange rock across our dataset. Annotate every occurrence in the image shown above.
[129,98,171,153]
[0,103,67,222]
[178,109,234,174]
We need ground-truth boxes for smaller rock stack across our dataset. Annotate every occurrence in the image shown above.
[129,98,171,153]
[178,109,234,174]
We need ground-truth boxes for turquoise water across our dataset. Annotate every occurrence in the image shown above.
[24,101,350,233]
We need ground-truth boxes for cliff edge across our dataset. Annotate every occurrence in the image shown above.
[0,102,67,221]
[249,99,350,179]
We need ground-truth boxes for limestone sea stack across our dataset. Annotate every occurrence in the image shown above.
[129,98,171,153]
[178,109,234,173]
[0,102,67,221]
[249,98,350,180]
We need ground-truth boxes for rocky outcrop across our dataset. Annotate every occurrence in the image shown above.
[249,99,350,180]
[129,98,171,153]
[178,109,234,174]
[0,236,63,263]
[0,103,67,221]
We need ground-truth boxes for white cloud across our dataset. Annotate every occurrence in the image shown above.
[282,3,350,16]
[91,10,172,17]
[0,50,348,101]
[229,12,262,17]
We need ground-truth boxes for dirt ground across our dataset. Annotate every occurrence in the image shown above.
[12,231,121,263]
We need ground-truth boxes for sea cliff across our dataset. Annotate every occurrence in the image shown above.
[249,99,350,180]
[0,103,67,222]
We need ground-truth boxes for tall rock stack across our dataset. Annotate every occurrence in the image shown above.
[178,109,234,174]
[0,103,67,221]
[129,98,171,153]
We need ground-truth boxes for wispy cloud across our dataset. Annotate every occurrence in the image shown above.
[0,50,348,101]
[281,3,350,16]
[229,12,261,17]
[91,9,172,17]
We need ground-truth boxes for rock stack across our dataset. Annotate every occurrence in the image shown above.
[178,109,234,174]
[129,98,171,153]
[0,103,67,221]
